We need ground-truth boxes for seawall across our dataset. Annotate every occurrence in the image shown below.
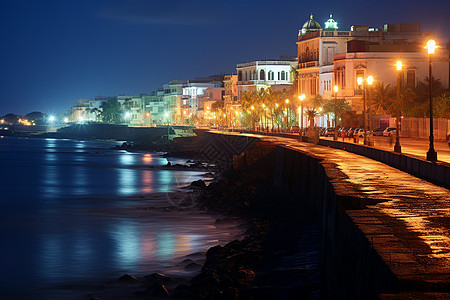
[196,131,450,298]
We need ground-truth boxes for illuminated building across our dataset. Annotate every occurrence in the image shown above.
[297,14,449,126]
[236,57,297,101]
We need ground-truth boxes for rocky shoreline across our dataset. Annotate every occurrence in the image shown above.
[87,150,321,299]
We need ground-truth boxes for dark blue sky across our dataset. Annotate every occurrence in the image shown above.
[1,0,449,116]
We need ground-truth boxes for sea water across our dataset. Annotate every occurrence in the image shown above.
[0,136,238,298]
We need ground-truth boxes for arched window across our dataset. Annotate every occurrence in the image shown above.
[281,71,285,81]
[268,71,274,80]
[260,70,265,80]
[305,47,310,61]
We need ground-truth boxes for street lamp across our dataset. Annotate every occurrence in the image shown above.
[275,103,279,132]
[251,105,255,130]
[425,39,438,161]
[285,99,289,131]
[298,94,305,137]
[357,75,374,145]
[394,60,403,153]
[333,85,339,140]
[261,103,266,131]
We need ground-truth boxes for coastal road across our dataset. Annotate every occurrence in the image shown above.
[322,136,450,164]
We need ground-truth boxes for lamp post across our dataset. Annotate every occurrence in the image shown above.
[357,75,374,145]
[298,94,305,137]
[285,99,289,131]
[333,85,339,140]
[262,103,266,131]
[394,60,403,153]
[275,103,279,132]
[425,39,438,161]
[251,105,255,131]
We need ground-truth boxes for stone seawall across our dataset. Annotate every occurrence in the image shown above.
[273,146,396,299]
[190,131,450,298]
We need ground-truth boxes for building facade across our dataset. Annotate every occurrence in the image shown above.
[297,14,450,125]
[236,58,297,100]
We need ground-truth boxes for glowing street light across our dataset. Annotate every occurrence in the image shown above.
[394,60,403,153]
[63,117,69,123]
[357,75,374,145]
[285,99,289,130]
[425,39,438,161]
[298,94,305,137]
[48,115,55,122]
[333,85,339,140]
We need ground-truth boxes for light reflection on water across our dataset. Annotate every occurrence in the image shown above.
[0,137,237,298]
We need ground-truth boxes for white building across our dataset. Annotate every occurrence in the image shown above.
[236,58,297,100]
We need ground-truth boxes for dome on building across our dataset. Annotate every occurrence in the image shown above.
[300,13,322,35]
[324,14,338,30]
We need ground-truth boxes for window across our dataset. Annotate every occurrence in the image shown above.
[281,71,285,81]
[260,70,265,80]
[407,70,415,88]
[238,71,242,81]
[277,72,280,80]
[268,71,274,80]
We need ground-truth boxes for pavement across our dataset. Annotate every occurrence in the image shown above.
[322,135,450,164]
[215,131,450,295]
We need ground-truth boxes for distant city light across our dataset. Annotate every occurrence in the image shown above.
[48,115,55,122]
[64,117,69,123]
[164,112,169,118]
[124,112,131,118]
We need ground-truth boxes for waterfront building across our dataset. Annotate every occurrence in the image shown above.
[197,86,225,123]
[143,89,166,125]
[70,97,111,123]
[236,57,297,101]
[163,80,187,124]
[297,14,450,126]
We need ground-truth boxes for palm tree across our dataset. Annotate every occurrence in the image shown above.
[415,76,445,103]
[388,84,415,118]
[370,82,391,114]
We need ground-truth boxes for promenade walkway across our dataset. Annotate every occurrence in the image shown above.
[322,135,450,164]
[213,131,450,296]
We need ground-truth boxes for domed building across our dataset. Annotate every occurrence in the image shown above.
[324,14,338,31]
[299,13,322,36]
[296,14,448,130]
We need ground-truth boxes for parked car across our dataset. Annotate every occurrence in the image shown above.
[339,127,350,137]
[354,128,365,137]
[372,128,386,136]
[347,127,357,137]
[383,127,396,136]
[324,127,336,137]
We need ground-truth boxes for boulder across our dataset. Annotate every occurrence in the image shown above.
[118,273,137,283]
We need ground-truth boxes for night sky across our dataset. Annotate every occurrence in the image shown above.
[1,0,449,116]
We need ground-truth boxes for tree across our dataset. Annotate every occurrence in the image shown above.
[434,92,450,119]
[322,98,352,127]
[415,76,445,103]
[303,95,322,128]
[25,111,46,125]
[370,82,391,114]
[100,99,122,124]
[2,113,21,124]
[388,84,415,117]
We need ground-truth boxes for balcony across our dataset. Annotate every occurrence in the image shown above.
[298,61,319,69]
